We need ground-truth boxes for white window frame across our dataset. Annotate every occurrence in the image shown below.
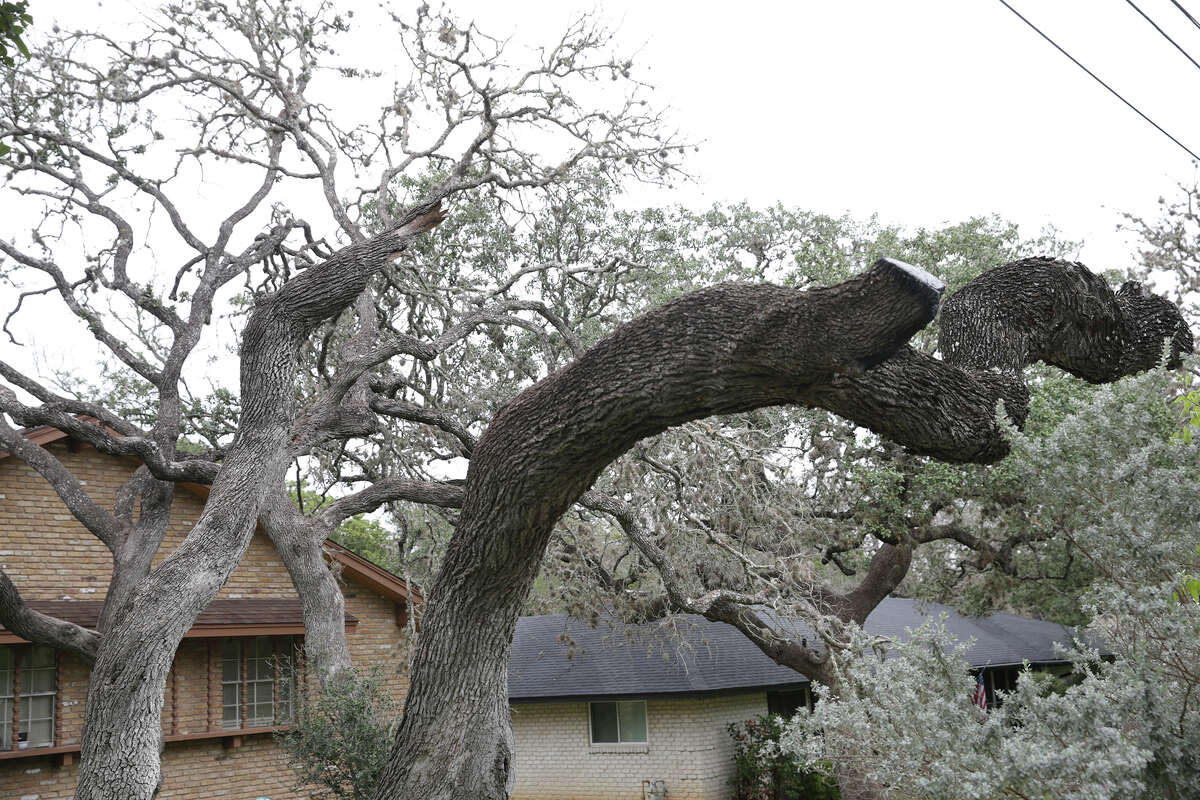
[0,645,57,750]
[220,639,242,730]
[587,699,648,746]
[219,636,298,730]
[247,637,277,728]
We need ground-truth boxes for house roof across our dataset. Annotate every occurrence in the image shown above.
[508,597,1085,702]
[0,424,421,607]
[0,598,358,644]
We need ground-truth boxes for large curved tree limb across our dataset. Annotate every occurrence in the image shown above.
[940,257,1193,379]
[373,256,1192,800]
[375,258,944,798]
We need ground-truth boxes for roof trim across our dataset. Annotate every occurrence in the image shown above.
[0,598,360,644]
[2,424,423,606]
[0,620,357,645]
[322,539,419,605]
[509,681,813,704]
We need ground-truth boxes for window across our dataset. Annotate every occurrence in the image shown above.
[767,686,814,718]
[983,667,1021,708]
[589,700,647,744]
[219,637,296,730]
[0,645,57,750]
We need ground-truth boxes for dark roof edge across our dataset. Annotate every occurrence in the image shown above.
[509,681,812,704]
[508,660,1081,704]
[969,659,1076,670]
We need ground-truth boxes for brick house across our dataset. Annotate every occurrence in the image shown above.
[506,601,1083,800]
[0,427,418,799]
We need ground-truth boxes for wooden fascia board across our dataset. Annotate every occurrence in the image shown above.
[0,619,356,645]
[0,726,289,761]
[322,540,421,605]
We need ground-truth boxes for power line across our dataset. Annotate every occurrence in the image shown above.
[1126,0,1200,74]
[1168,0,1200,32]
[993,0,1200,162]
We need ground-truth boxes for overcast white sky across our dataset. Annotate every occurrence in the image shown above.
[6,0,1200,374]
[498,0,1200,265]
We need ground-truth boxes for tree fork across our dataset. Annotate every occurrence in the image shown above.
[72,204,444,800]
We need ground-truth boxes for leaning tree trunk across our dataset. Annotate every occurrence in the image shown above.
[373,257,1191,800]
[373,259,946,798]
[73,205,443,800]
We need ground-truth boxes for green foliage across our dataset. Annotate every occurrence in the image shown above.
[329,514,396,571]
[786,364,1200,800]
[292,486,398,571]
[728,715,840,800]
[0,1,30,67]
[1175,374,1200,444]
[276,668,398,800]
[0,1,33,157]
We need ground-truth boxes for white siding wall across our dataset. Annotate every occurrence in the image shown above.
[510,692,768,800]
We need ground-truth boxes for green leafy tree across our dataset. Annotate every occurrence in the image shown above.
[0,2,30,69]
[0,0,31,156]
[291,485,398,572]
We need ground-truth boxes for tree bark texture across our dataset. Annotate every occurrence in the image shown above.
[373,257,1191,800]
[259,490,356,687]
[374,259,944,799]
[72,205,443,800]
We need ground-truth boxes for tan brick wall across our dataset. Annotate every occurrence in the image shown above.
[510,692,768,800]
[0,732,303,800]
[343,584,411,701]
[0,443,135,602]
[0,443,295,601]
[0,441,413,797]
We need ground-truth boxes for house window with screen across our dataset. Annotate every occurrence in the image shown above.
[219,636,296,730]
[589,700,647,744]
[0,644,58,750]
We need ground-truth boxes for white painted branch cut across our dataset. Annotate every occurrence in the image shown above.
[881,257,946,293]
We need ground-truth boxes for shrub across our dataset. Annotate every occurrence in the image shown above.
[728,715,840,800]
[276,668,399,800]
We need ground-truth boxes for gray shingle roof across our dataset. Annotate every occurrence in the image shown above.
[508,597,1085,701]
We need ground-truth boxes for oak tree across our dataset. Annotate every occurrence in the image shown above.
[0,3,1192,800]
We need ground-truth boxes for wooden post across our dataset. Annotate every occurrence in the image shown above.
[240,638,248,730]
[11,647,21,751]
[53,649,61,747]
[207,640,216,732]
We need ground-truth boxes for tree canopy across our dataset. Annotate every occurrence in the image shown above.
[0,2,1194,799]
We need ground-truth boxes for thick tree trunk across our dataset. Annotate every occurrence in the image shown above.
[72,206,443,799]
[374,259,944,800]
[374,257,1191,800]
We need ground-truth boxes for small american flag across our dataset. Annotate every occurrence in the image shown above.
[972,672,988,711]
